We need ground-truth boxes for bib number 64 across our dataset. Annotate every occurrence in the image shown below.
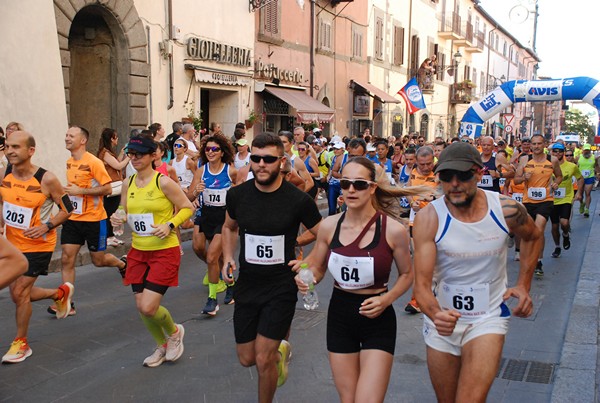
[341,266,360,282]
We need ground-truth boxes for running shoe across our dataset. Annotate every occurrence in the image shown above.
[143,345,166,368]
[217,279,227,294]
[224,286,235,305]
[534,261,544,278]
[55,282,74,319]
[551,247,561,258]
[48,302,76,317]
[584,208,590,218]
[277,340,292,387]
[563,235,571,250]
[580,203,585,214]
[119,256,128,279]
[2,339,32,364]
[514,251,520,261]
[165,324,185,362]
[201,297,219,316]
[404,298,421,314]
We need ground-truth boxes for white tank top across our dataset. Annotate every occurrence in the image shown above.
[428,190,510,323]
[172,155,194,188]
[234,152,251,169]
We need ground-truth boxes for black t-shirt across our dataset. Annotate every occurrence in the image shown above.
[227,179,322,283]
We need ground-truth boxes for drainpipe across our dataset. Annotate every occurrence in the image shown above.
[167,0,174,109]
[146,25,153,122]
[310,0,315,97]
[405,0,412,132]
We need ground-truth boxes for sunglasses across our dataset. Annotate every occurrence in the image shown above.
[250,154,281,164]
[297,148,307,152]
[438,169,477,183]
[174,143,186,149]
[551,149,564,153]
[126,151,150,159]
[340,179,374,191]
[205,146,221,153]
[565,154,574,157]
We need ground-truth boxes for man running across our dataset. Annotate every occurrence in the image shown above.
[478,136,514,193]
[576,144,595,217]
[514,134,562,277]
[413,142,542,402]
[550,143,583,257]
[221,133,321,403]
[0,131,75,363]
[53,126,127,315]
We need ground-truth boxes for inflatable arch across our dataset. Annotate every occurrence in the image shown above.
[459,77,600,138]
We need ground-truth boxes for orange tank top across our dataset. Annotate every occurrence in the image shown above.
[523,155,554,204]
[1,167,56,252]
[410,168,438,209]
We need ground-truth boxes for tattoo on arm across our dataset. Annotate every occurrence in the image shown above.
[502,199,528,226]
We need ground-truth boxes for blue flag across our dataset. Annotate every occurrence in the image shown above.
[397,77,427,114]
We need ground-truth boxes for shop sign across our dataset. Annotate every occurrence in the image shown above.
[187,36,251,67]
[254,61,304,84]
[354,95,370,115]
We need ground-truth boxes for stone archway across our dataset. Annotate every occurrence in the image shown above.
[53,0,149,152]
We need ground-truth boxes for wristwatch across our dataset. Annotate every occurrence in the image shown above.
[45,222,55,231]
[168,222,175,231]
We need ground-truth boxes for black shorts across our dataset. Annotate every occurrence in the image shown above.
[60,219,107,252]
[327,287,396,355]
[524,201,554,221]
[551,203,573,224]
[23,252,53,277]
[194,207,225,240]
[233,275,298,344]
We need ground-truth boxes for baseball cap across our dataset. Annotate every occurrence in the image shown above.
[583,144,592,150]
[435,142,484,173]
[551,143,566,150]
[366,144,376,152]
[497,140,506,146]
[312,127,321,133]
[333,141,346,150]
[126,136,157,153]
[313,138,322,146]
[236,138,248,146]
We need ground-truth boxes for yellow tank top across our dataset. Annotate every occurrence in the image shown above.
[523,155,554,204]
[127,172,178,251]
[1,167,56,252]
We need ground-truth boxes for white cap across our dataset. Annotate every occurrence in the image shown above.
[333,141,346,149]
[366,144,376,152]
[331,135,342,143]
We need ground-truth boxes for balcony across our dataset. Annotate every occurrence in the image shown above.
[438,12,463,40]
[455,22,473,46]
[465,31,484,53]
[450,81,475,104]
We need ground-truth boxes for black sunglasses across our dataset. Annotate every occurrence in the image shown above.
[126,151,150,159]
[340,179,374,191]
[438,169,477,183]
[205,146,221,153]
[250,154,281,164]
[551,149,564,153]
[565,154,574,157]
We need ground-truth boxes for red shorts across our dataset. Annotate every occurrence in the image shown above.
[125,246,181,287]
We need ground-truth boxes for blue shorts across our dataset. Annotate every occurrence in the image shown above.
[584,177,595,185]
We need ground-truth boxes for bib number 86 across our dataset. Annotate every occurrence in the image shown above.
[133,221,147,232]
[452,295,474,311]
[341,266,360,282]
[256,245,273,258]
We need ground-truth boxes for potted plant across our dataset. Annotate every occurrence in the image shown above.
[245,110,261,129]
[184,102,203,132]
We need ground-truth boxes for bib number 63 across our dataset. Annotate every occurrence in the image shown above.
[452,295,474,311]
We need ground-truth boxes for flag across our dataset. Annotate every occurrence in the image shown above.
[397,78,427,114]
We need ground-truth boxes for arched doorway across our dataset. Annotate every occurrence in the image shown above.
[69,6,129,154]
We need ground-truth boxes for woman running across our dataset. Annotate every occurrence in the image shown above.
[293,156,425,403]
[170,138,197,197]
[111,135,193,368]
[297,141,320,199]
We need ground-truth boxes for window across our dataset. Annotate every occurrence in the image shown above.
[410,35,420,76]
[436,51,446,80]
[393,25,404,66]
[352,25,363,59]
[318,18,332,51]
[259,0,281,43]
[375,17,384,60]
[472,68,477,87]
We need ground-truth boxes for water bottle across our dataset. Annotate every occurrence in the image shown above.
[113,205,126,237]
[298,263,319,310]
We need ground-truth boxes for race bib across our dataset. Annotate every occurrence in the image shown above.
[3,201,33,230]
[409,208,416,224]
[582,169,591,178]
[127,213,155,236]
[245,234,285,265]
[499,178,506,188]
[554,187,566,199]
[512,192,523,203]
[477,174,493,188]
[204,188,227,207]
[527,187,546,200]
[438,282,490,318]
[69,196,83,214]
[327,252,375,290]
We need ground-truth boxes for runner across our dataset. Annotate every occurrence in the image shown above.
[576,144,595,217]
[297,140,320,199]
[327,141,349,216]
[188,133,238,315]
[293,156,422,403]
[375,140,395,185]
[478,136,514,193]
[221,133,321,402]
[0,131,75,363]
[110,135,193,367]
[0,237,27,290]
[279,131,314,194]
[549,143,583,258]
[170,138,197,197]
[514,134,562,277]
[53,126,127,315]
[413,142,543,402]
[234,138,251,169]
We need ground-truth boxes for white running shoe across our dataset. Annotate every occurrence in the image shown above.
[143,345,166,368]
[514,251,520,261]
[165,324,185,362]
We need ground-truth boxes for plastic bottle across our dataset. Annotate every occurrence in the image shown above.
[113,205,126,236]
[298,263,319,310]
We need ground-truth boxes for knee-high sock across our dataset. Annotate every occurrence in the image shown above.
[140,306,177,345]
[209,282,218,299]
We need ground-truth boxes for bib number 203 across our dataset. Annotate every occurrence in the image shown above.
[256,244,273,258]
[5,210,25,225]
[453,295,474,311]
[341,266,360,282]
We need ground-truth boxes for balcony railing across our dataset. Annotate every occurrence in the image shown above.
[450,81,475,104]
[465,31,484,53]
[438,12,463,39]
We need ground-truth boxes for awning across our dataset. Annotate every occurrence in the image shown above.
[186,64,251,86]
[264,86,334,123]
[351,80,401,103]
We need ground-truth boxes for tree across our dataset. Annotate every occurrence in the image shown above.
[564,109,595,143]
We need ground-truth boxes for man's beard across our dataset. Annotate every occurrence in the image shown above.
[255,168,280,186]
[448,187,477,208]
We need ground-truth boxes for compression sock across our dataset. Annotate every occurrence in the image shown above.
[140,306,177,345]
[209,282,218,299]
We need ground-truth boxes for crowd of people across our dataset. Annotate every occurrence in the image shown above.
[0,119,599,402]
